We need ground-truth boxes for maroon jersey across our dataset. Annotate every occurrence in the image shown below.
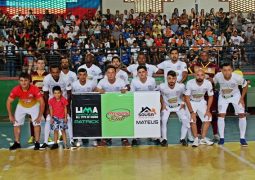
[31,71,48,91]
[188,61,220,78]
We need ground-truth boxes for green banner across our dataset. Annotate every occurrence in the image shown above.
[101,93,134,137]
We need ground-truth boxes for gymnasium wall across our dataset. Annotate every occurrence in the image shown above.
[102,0,229,17]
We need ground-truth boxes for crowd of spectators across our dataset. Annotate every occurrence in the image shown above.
[0,8,255,76]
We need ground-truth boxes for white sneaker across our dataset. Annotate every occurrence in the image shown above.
[93,140,98,147]
[200,138,214,146]
[192,137,199,147]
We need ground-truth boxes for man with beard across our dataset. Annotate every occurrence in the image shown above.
[185,69,214,147]
[157,48,188,83]
[188,51,220,141]
[159,71,191,147]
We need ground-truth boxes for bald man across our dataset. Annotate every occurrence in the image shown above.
[185,69,214,147]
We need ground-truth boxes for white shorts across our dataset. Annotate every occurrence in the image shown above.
[218,94,245,114]
[14,103,40,126]
[190,100,211,122]
[161,105,190,128]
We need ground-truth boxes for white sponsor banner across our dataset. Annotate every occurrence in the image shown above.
[134,92,161,138]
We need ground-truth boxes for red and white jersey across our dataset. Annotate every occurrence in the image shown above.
[43,74,71,98]
[97,78,126,92]
[9,85,42,108]
[130,76,157,92]
[159,82,185,108]
[213,72,247,98]
[185,79,214,102]
[157,60,187,82]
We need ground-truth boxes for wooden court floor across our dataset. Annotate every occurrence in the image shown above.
[0,142,255,180]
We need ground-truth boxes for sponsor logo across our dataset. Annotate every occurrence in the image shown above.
[138,107,156,117]
[106,109,130,122]
[76,107,98,114]
[75,107,99,121]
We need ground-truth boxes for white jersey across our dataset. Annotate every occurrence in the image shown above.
[159,82,185,108]
[71,80,97,94]
[130,76,157,92]
[43,74,71,98]
[61,70,77,83]
[78,64,103,83]
[104,69,129,85]
[157,60,187,82]
[97,78,126,92]
[185,79,214,102]
[213,72,247,98]
[127,63,158,77]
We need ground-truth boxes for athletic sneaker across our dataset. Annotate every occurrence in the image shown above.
[106,139,112,146]
[240,139,248,147]
[218,138,225,145]
[9,142,21,150]
[131,139,139,146]
[92,140,98,147]
[97,140,107,147]
[40,143,49,149]
[48,137,53,142]
[200,138,214,146]
[34,142,40,150]
[213,134,220,142]
[51,143,59,150]
[63,144,70,150]
[122,139,131,147]
[192,137,199,147]
[154,139,161,146]
[160,139,168,147]
[180,139,188,146]
[27,136,34,144]
[70,141,77,148]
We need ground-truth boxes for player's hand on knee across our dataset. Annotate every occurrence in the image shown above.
[9,114,15,124]
[238,98,245,108]
[204,111,212,119]
[191,112,197,123]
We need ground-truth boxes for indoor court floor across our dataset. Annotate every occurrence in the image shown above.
[0,116,255,179]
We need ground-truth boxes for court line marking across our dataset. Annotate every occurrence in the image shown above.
[219,145,255,169]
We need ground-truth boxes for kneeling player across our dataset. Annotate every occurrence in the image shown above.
[160,70,191,147]
[185,69,214,147]
[213,63,248,146]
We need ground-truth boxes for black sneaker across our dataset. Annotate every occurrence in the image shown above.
[106,139,112,146]
[154,139,161,145]
[132,139,139,146]
[70,141,77,148]
[34,142,40,150]
[9,142,21,150]
[51,143,59,150]
[180,139,188,146]
[40,143,49,149]
[160,139,168,147]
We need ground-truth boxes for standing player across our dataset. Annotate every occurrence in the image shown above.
[6,72,45,150]
[130,65,157,146]
[213,63,248,146]
[111,56,130,88]
[28,58,48,144]
[185,69,214,147]
[71,68,97,146]
[188,51,220,141]
[159,70,191,147]
[60,56,77,145]
[78,53,103,83]
[126,52,159,77]
[40,65,72,149]
[96,65,130,147]
[157,48,188,83]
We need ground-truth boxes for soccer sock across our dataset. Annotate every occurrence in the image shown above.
[67,117,73,142]
[44,120,51,144]
[180,124,188,140]
[161,110,170,141]
[217,117,225,138]
[239,117,247,139]
[187,128,193,140]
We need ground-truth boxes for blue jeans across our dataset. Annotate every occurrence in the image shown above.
[6,60,16,77]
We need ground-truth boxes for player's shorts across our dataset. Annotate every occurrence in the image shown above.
[14,103,40,126]
[190,99,211,122]
[218,94,245,114]
[51,117,68,131]
[161,104,190,128]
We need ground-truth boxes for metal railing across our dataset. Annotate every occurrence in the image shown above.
[0,45,255,77]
